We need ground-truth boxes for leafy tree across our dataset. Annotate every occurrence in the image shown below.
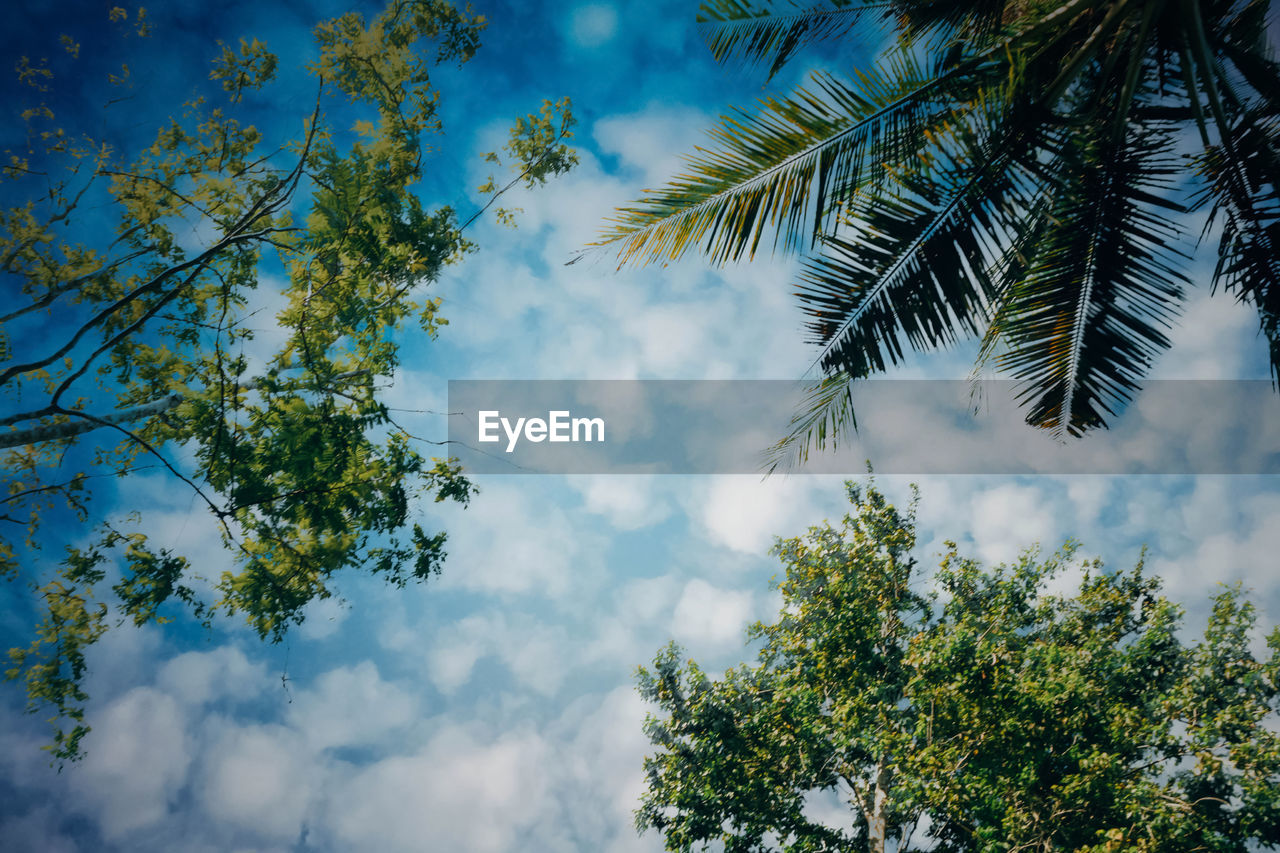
[637,483,1280,852]
[597,0,1280,460]
[1,1,576,760]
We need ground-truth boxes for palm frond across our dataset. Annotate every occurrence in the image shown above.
[1172,0,1280,378]
[972,193,1055,374]
[995,121,1189,436]
[763,372,857,472]
[602,0,1280,458]
[697,0,889,79]
[595,53,999,267]
[1216,0,1280,115]
[797,96,1046,379]
[764,100,1048,468]
[1201,111,1280,378]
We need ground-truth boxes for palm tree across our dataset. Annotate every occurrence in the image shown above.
[595,0,1279,464]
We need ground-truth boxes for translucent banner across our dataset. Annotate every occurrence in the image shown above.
[445,380,1280,475]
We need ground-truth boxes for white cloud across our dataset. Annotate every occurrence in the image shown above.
[1064,477,1111,529]
[967,483,1061,566]
[576,573,687,669]
[574,476,672,530]
[70,688,191,840]
[199,724,311,841]
[436,481,608,601]
[801,786,858,838]
[296,595,351,641]
[553,686,654,847]
[671,578,755,648]
[617,573,684,626]
[1149,483,1280,606]
[323,725,554,853]
[425,610,577,697]
[82,621,166,706]
[156,646,267,708]
[501,622,574,696]
[594,105,713,189]
[696,476,829,555]
[426,620,490,694]
[568,4,619,48]
[438,105,814,385]
[1150,286,1271,379]
[286,661,417,751]
[318,687,662,853]
[621,302,720,374]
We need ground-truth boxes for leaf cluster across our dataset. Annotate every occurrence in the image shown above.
[1,1,575,760]
[637,484,1280,851]
[600,0,1280,461]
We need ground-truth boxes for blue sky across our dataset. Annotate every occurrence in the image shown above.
[2,2,1278,851]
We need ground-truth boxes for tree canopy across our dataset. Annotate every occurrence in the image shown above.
[1,0,576,761]
[637,483,1280,852]
[598,0,1280,462]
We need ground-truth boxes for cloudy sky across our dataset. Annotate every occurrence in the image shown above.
[2,1,1278,851]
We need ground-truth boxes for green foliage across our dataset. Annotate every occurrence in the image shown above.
[0,1,575,761]
[696,1,867,81]
[600,0,1280,457]
[475,97,579,228]
[210,38,279,102]
[637,484,1280,852]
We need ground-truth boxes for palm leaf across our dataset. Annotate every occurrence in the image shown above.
[766,99,1049,469]
[798,94,1048,377]
[1176,0,1280,377]
[1215,0,1280,116]
[1201,112,1280,378]
[601,0,1280,460]
[696,0,888,79]
[596,3,1102,271]
[995,119,1189,436]
[763,372,858,472]
[595,52,1001,267]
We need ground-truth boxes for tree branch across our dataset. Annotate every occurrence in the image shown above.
[0,369,370,450]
